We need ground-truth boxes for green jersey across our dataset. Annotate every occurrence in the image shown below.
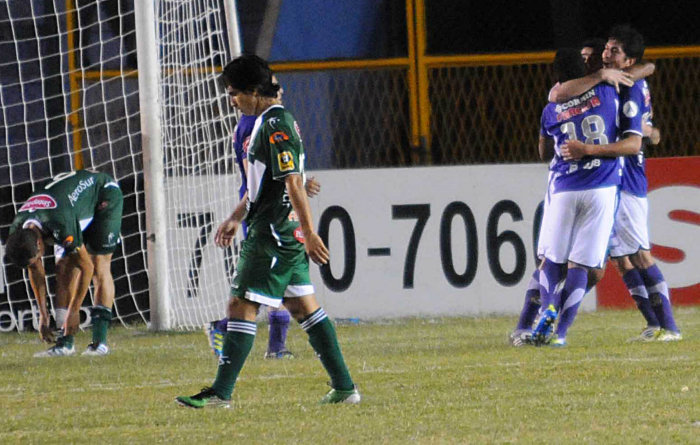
[10,170,120,255]
[245,105,306,250]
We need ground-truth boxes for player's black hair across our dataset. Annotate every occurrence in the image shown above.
[220,54,280,98]
[608,24,645,61]
[553,48,586,84]
[4,228,39,268]
[581,38,606,73]
[581,38,605,53]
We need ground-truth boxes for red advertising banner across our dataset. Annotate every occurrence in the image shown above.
[597,157,700,308]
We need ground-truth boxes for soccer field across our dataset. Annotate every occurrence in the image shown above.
[1,308,698,444]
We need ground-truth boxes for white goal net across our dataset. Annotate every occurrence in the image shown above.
[0,0,240,332]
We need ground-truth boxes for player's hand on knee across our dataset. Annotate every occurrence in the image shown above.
[214,218,239,248]
[306,232,329,265]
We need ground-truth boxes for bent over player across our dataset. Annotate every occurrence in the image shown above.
[176,55,359,408]
[5,169,123,356]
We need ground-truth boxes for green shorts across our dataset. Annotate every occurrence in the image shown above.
[231,235,314,308]
[84,184,123,255]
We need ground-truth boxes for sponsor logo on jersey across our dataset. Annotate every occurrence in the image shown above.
[288,210,299,222]
[293,227,305,243]
[268,117,280,128]
[278,151,295,171]
[67,177,96,206]
[555,89,601,122]
[623,100,639,118]
[19,195,57,212]
[63,235,74,247]
[269,131,290,144]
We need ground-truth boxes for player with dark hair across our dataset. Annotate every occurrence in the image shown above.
[5,170,123,356]
[528,46,643,346]
[206,75,321,360]
[580,38,605,73]
[510,32,658,346]
[176,54,359,408]
[510,45,619,346]
[566,25,681,342]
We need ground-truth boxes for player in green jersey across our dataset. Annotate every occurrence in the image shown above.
[5,170,123,357]
[176,55,359,408]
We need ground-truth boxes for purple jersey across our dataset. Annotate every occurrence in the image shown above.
[541,84,624,193]
[233,114,257,199]
[619,79,651,197]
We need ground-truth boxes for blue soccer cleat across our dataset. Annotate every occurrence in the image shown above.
[205,321,225,357]
[531,305,557,346]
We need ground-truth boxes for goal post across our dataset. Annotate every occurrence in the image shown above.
[134,0,170,331]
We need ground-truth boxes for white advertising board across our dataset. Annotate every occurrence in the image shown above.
[306,164,595,318]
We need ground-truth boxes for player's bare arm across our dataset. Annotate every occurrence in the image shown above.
[286,173,329,265]
[61,246,95,335]
[561,135,642,160]
[214,195,247,248]
[643,123,661,145]
[626,61,655,81]
[538,135,554,161]
[27,256,54,342]
[551,60,654,103]
[550,68,633,103]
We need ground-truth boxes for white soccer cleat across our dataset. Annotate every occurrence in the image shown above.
[657,330,682,342]
[81,343,110,356]
[34,345,76,358]
[508,330,532,347]
[628,326,661,342]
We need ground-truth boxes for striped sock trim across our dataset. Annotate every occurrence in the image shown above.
[300,308,327,332]
[647,281,668,297]
[628,285,648,298]
[227,319,257,336]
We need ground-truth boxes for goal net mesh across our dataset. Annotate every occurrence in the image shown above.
[0,0,238,332]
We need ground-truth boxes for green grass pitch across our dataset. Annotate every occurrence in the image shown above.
[1,307,698,443]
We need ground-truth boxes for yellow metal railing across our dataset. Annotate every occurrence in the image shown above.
[71,0,700,167]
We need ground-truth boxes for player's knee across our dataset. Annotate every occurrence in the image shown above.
[283,296,319,322]
[226,297,258,321]
[611,256,632,274]
[588,268,605,287]
[282,300,305,322]
[630,250,654,269]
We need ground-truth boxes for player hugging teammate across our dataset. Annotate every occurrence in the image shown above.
[510,25,681,347]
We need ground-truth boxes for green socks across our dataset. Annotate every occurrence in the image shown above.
[90,305,112,345]
[300,308,354,391]
[211,319,257,399]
